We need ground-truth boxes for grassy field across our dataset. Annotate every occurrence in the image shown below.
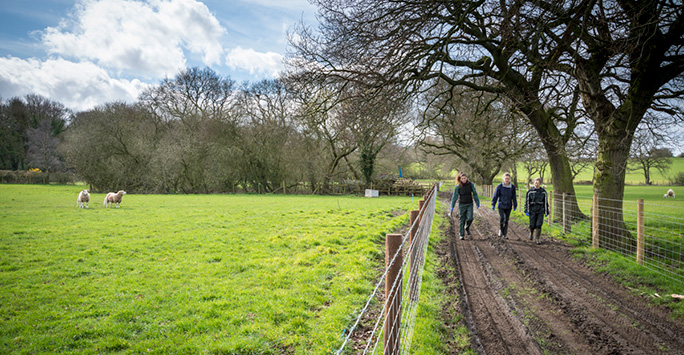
[0,185,441,354]
[516,157,684,185]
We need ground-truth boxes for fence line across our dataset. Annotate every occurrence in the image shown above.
[480,185,684,287]
[335,183,438,355]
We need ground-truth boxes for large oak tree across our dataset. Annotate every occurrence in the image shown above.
[290,0,684,249]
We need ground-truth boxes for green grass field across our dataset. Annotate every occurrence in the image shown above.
[0,185,438,354]
[516,157,684,186]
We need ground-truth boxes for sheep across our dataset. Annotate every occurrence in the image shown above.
[104,190,127,208]
[664,189,675,199]
[76,189,90,208]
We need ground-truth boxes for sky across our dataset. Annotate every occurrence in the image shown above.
[0,0,317,112]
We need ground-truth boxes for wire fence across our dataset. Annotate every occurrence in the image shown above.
[479,185,684,287]
[335,183,438,355]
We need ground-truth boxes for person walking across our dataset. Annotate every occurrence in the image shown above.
[491,172,517,239]
[450,173,481,240]
[524,177,549,244]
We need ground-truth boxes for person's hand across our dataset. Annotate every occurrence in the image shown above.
[525,212,529,216]
[450,208,453,216]
[545,213,549,217]
[491,205,495,211]
[513,207,517,211]
[477,205,480,209]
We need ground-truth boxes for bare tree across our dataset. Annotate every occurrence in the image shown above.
[347,85,410,184]
[26,118,61,177]
[139,67,240,193]
[287,75,360,192]
[63,102,157,192]
[290,0,684,249]
[23,95,71,178]
[417,82,535,185]
[629,128,673,185]
[236,79,304,192]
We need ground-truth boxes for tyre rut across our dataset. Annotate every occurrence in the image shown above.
[446,199,684,355]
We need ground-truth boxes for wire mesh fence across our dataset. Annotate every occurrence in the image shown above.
[335,183,438,355]
[479,184,684,287]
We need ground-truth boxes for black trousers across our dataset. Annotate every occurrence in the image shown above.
[529,211,545,230]
[498,208,512,236]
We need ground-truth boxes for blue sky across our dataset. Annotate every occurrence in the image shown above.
[0,0,317,112]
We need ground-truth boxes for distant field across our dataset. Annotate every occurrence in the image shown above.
[516,157,684,185]
[0,185,418,354]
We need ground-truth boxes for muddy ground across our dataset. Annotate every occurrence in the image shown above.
[439,192,684,355]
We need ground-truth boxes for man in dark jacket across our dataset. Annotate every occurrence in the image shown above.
[525,177,549,244]
[491,172,517,239]
[450,173,480,240]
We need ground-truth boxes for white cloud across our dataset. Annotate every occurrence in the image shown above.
[40,0,226,78]
[225,46,283,77]
[0,56,148,112]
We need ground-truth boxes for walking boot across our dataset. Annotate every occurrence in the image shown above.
[529,228,534,240]
[534,229,541,244]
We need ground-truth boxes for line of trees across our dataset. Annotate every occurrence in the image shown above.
[1,66,677,194]
[2,68,436,193]
[289,0,684,250]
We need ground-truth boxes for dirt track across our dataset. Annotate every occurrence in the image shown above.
[441,194,684,355]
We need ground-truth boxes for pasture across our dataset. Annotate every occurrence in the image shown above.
[0,185,421,354]
[517,157,684,186]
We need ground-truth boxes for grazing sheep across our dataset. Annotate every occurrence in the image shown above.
[664,189,675,199]
[104,190,127,208]
[76,189,90,208]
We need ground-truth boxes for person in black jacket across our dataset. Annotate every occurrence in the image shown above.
[450,173,481,240]
[491,172,517,239]
[525,177,549,244]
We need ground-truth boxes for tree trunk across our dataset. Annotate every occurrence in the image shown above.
[594,133,634,252]
[511,162,518,188]
[534,128,586,222]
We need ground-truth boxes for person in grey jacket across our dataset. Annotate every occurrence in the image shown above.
[524,177,549,244]
[450,173,480,240]
[491,172,517,239]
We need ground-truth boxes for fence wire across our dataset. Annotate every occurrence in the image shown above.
[335,184,437,355]
[479,185,684,287]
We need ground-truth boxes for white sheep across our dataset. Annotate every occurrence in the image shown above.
[104,190,127,208]
[664,189,675,199]
[76,189,90,208]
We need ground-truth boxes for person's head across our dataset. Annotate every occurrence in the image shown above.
[534,177,541,188]
[503,172,511,185]
[459,173,469,185]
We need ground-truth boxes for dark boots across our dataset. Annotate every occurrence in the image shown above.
[529,227,534,240]
[534,229,542,244]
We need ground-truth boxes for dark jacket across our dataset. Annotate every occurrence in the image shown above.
[492,183,517,210]
[450,181,480,209]
[524,187,549,215]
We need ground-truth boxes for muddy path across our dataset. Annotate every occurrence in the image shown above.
[442,195,684,355]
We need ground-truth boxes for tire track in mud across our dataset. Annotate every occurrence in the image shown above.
[500,222,684,354]
[450,208,541,355]
[446,198,684,355]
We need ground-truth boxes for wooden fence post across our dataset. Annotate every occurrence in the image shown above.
[563,193,571,234]
[592,194,599,249]
[409,210,420,301]
[548,191,553,226]
[637,199,645,265]
[385,233,403,355]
